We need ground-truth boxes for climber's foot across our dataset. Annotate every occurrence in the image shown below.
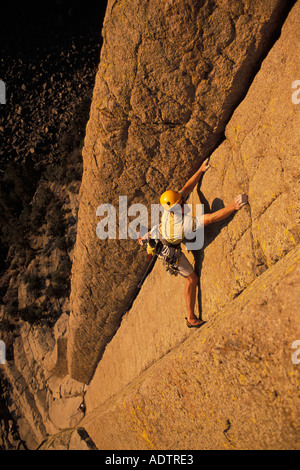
[185,316,206,328]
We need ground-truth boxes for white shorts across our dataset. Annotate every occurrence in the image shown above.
[158,243,194,277]
[176,252,194,277]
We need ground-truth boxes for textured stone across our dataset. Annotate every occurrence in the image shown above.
[68,0,292,383]
[69,428,97,450]
[197,0,300,318]
[86,248,196,410]
[81,1,300,449]
[82,246,300,450]
[48,395,83,430]
[2,313,86,448]
[38,427,97,450]
[4,0,299,451]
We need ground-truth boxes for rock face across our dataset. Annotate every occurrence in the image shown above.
[75,2,300,450]
[83,246,300,450]
[38,427,97,451]
[68,0,293,384]
[196,2,300,319]
[3,0,299,451]
[1,314,87,449]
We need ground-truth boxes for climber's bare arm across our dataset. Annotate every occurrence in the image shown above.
[180,158,210,197]
[203,194,248,226]
[138,231,150,245]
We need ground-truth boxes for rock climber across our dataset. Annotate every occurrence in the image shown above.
[139,158,248,328]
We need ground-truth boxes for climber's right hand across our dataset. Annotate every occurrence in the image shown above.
[233,194,248,210]
[138,236,145,246]
[200,158,210,173]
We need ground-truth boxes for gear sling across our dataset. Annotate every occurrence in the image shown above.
[146,217,184,277]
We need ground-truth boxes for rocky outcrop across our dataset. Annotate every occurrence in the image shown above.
[68,0,294,384]
[37,427,97,450]
[1,314,86,449]
[0,32,101,172]
[0,175,86,449]
[74,3,300,449]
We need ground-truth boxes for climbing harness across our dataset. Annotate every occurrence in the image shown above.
[159,243,181,276]
[157,211,184,276]
[139,187,196,278]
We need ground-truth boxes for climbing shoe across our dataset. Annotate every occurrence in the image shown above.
[185,317,206,329]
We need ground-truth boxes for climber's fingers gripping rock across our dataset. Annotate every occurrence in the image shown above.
[233,194,248,210]
[138,236,145,246]
[199,158,210,173]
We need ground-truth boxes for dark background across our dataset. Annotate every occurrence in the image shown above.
[0,3,109,443]
[1,0,108,54]
[0,1,108,274]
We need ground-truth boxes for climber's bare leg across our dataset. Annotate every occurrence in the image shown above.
[184,271,202,325]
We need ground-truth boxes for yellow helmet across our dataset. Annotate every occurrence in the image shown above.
[160,190,182,210]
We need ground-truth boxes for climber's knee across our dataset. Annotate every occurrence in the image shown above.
[185,271,198,286]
